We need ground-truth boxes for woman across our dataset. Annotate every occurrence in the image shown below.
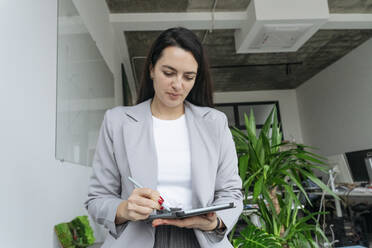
[85,27,243,248]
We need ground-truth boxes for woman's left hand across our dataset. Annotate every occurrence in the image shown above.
[152,212,222,231]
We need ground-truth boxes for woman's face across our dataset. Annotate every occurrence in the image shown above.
[150,46,198,109]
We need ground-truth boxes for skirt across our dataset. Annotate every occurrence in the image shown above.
[153,225,201,248]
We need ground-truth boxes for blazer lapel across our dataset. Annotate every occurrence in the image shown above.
[122,99,158,190]
[185,102,215,208]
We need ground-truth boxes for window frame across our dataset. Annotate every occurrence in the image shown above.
[214,101,282,132]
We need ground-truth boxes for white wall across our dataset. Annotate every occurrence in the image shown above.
[214,90,303,143]
[0,0,107,247]
[297,38,372,156]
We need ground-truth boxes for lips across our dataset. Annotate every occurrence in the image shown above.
[167,92,181,99]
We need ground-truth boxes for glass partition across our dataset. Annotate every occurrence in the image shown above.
[56,0,115,166]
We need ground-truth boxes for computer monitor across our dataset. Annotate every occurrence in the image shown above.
[327,154,354,184]
[345,149,372,183]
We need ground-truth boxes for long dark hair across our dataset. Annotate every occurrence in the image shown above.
[136,27,214,107]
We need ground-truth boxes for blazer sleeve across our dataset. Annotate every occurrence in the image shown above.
[204,113,243,243]
[84,109,125,237]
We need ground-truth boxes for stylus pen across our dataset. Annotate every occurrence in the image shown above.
[128,176,171,211]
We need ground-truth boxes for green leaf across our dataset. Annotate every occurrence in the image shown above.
[260,135,271,164]
[271,106,280,148]
[295,153,327,165]
[248,110,256,138]
[260,108,274,139]
[302,149,327,160]
[283,170,312,205]
[256,138,266,166]
[253,176,264,200]
[299,168,339,200]
[239,154,249,182]
[231,127,249,141]
[243,168,262,189]
[263,165,270,180]
[247,141,262,168]
[244,112,258,147]
[233,225,282,248]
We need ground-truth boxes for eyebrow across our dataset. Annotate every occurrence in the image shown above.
[161,65,197,75]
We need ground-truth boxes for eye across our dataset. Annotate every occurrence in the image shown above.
[163,71,174,76]
[184,76,195,81]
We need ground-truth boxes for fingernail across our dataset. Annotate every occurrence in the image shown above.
[160,206,164,210]
[159,196,164,204]
[158,199,163,205]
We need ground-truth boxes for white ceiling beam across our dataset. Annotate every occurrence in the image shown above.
[321,14,372,29]
[110,12,372,31]
[113,26,138,101]
[110,12,246,31]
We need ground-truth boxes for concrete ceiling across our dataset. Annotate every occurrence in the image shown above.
[328,0,372,13]
[106,0,372,92]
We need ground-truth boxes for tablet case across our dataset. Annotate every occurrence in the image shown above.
[145,202,235,221]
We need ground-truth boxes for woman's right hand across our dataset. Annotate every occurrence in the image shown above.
[115,188,163,224]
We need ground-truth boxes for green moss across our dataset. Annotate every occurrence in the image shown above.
[54,223,74,248]
[55,216,95,248]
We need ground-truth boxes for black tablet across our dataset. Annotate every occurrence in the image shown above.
[146,202,235,221]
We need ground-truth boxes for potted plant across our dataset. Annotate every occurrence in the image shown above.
[229,107,336,247]
[54,215,95,248]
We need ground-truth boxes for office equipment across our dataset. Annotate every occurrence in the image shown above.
[146,203,235,221]
[345,149,372,183]
[327,154,354,184]
[365,152,372,183]
[313,153,372,248]
[327,149,372,184]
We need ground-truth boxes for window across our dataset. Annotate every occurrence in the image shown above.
[214,101,282,135]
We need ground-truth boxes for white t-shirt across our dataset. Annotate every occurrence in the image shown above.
[152,114,193,210]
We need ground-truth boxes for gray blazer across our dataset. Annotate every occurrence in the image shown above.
[85,99,243,248]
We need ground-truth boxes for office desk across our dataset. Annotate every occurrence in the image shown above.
[311,187,372,217]
[311,187,372,197]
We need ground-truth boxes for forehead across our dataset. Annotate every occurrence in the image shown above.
[156,46,198,72]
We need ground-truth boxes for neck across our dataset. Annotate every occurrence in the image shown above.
[151,96,185,120]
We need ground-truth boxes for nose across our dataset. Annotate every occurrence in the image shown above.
[171,76,183,91]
